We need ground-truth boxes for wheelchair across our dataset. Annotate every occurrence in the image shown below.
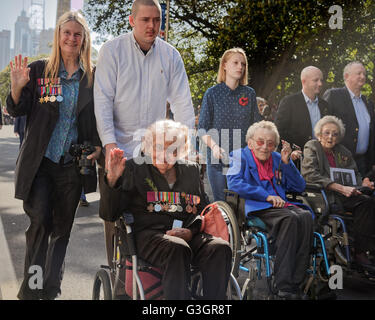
[215,189,334,300]
[300,183,375,284]
[92,211,242,300]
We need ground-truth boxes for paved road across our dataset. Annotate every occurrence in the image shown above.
[1,124,374,300]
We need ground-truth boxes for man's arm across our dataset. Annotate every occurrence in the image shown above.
[94,42,118,151]
[94,43,119,169]
[167,50,195,129]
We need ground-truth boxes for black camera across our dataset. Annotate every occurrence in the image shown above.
[69,141,96,175]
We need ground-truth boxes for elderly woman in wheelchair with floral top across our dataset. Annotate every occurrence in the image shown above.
[227,120,314,300]
[103,119,232,300]
[301,115,375,273]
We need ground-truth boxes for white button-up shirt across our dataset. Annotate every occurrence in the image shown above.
[94,32,195,159]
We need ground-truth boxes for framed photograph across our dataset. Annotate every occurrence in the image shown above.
[330,168,356,186]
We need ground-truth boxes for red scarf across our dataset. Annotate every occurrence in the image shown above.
[251,150,274,182]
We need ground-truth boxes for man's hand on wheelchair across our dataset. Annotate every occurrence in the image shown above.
[106,148,127,188]
[266,195,286,208]
[166,228,192,242]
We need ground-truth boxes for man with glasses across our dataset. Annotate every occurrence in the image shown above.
[323,61,375,176]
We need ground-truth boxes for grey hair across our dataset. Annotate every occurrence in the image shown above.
[142,119,190,160]
[343,61,365,80]
[245,120,280,149]
[314,115,346,142]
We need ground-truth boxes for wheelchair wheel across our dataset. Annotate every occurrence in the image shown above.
[92,269,112,300]
[215,201,241,275]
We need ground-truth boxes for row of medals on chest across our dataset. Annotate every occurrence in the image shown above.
[38,78,64,103]
[146,191,200,214]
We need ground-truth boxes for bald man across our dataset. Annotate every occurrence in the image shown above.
[275,66,330,150]
[323,62,375,176]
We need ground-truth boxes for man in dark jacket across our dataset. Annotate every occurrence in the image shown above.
[323,61,375,176]
[275,66,330,150]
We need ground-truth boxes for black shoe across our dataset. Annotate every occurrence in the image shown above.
[277,290,301,300]
[79,199,89,207]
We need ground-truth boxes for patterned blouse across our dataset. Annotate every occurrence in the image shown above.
[45,61,82,163]
[198,82,261,162]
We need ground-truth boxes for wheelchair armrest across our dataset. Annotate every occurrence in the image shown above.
[120,211,137,256]
[305,183,324,192]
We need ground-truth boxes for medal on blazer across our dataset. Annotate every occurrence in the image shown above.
[37,77,62,103]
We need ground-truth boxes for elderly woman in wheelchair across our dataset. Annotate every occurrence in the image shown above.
[226,120,314,300]
[301,115,375,274]
[102,119,232,300]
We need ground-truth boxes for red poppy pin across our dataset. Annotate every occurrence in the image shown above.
[239,96,249,106]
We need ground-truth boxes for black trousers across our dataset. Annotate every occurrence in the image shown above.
[253,206,314,293]
[339,194,375,253]
[18,157,81,300]
[135,229,232,300]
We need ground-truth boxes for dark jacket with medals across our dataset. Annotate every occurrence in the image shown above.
[101,156,208,236]
[6,59,101,200]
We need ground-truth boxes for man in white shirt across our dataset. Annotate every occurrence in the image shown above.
[323,62,375,176]
[95,0,194,162]
[94,0,195,296]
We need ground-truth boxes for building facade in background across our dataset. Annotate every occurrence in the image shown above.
[0,30,11,71]
[56,0,71,22]
[14,10,33,57]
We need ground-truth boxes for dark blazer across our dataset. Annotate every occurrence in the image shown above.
[6,59,101,200]
[275,91,330,149]
[0,107,2,126]
[323,87,375,165]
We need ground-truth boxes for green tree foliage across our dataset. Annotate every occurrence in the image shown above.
[85,0,375,107]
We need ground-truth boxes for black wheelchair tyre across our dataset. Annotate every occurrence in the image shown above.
[215,201,242,276]
[92,269,112,300]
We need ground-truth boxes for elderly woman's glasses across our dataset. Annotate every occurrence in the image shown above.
[322,131,339,138]
[252,139,275,148]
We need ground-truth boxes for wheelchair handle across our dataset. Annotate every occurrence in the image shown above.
[122,211,134,225]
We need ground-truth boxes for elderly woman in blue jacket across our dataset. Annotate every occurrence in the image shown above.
[227,120,313,300]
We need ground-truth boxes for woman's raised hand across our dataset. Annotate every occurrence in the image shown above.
[106,148,127,187]
[280,140,292,164]
[10,55,30,104]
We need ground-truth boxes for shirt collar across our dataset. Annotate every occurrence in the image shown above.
[220,81,241,95]
[346,86,362,100]
[59,59,83,79]
[301,90,318,104]
[131,31,157,55]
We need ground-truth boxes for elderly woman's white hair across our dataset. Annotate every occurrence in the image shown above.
[314,115,346,142]
[245,120,280,149]
[142,119,191,160]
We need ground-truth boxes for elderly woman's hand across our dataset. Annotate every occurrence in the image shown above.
[266,195,286,208]
[280,140,292,164]
[339,185,361,197]
[166,228,192,242]
[106,148,127,187]
[291,150,302,161]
